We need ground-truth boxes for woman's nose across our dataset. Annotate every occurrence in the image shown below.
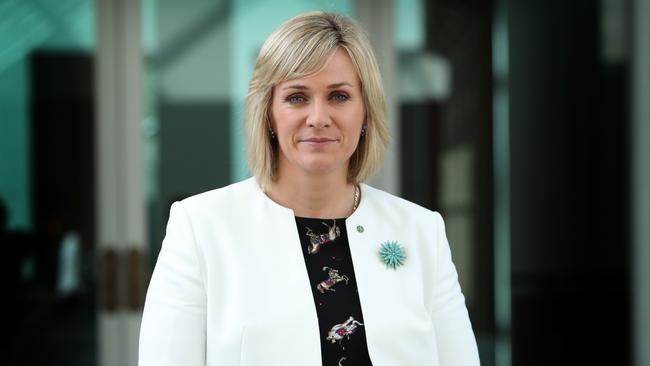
[306,98,331,128]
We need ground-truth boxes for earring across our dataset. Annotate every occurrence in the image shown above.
[360,123,367,137]
[268,127,276,139]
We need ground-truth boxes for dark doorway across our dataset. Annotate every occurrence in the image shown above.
[508,0,631,365]
[7,50,97,366]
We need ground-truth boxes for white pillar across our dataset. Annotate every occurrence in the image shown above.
[96,0,145,365]
[356,0,400,195]
[632,0,650,365]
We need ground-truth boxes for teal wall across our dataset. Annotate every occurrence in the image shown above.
[0,60,30,230]
[0,0,94,230]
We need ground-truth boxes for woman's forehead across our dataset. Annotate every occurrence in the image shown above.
[275,48,359,90]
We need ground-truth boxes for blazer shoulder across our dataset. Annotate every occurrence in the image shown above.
[362,183,442,223]
[177,177,257,215]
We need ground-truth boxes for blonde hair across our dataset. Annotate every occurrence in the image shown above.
[245,11,390,188]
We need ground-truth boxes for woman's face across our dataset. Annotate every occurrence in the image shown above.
[271,47,365,180]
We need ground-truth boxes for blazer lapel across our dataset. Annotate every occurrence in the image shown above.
[238,179,322,366]
[345,184,431,366]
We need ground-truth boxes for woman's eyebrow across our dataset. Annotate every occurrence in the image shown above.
[281,82,354,91]
[328,82,353,89]
[282,84,308,91]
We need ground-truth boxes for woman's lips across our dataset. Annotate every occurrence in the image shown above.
[300,137,338,147]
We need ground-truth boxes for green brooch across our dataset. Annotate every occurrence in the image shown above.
[379,241,406,269]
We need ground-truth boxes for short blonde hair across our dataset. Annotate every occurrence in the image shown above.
[245,11,390,188]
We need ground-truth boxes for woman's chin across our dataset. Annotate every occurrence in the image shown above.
[278,153,350,178]
[299,159,347,177]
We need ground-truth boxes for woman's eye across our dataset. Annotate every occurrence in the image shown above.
[287,95,306,104]
[330,93,349,102]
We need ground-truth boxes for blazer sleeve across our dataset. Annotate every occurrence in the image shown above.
[139,201,207,366]
[431,212,480,365]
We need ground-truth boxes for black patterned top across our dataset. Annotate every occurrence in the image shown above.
[294,217,373,366]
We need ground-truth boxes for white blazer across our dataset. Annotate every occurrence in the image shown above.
[139,177,480,366]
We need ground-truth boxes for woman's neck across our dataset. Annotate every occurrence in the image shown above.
[266,172,356,219]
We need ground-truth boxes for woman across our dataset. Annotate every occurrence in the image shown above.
[139,11,480,366]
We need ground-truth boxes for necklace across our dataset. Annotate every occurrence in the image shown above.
[351,184,360,214]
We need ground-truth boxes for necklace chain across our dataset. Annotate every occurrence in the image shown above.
[351,184,360,214]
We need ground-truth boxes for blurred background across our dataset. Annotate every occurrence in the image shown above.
[0,0,648,365]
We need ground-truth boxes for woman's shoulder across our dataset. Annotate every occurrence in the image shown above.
[360,183,444,224]
[175,177,258,214]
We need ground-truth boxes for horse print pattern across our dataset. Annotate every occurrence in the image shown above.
[295,217,372,366]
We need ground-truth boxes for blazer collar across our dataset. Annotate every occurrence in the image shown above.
[244,176,372,223]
